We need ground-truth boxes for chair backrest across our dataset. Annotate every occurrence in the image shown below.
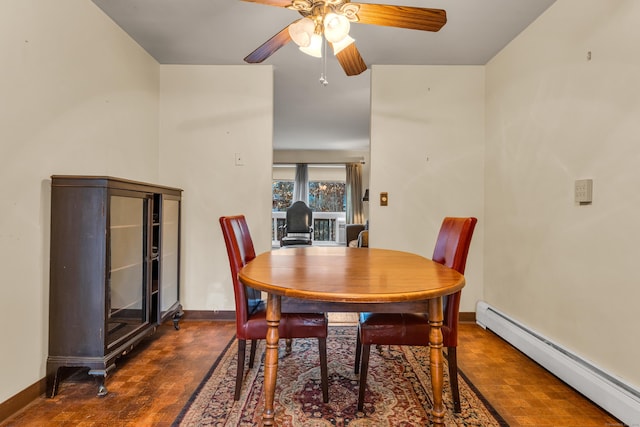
[432,217,477,274]
[219,215,262,335]
[285,201,313,233]
[431,217,477,345]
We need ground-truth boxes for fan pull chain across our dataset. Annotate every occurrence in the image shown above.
[319,37,328,87]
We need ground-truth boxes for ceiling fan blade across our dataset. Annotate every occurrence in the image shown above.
[240,0,292,7]
[244,25,292,63]
[333,42,367,76]
[354,4,447,32]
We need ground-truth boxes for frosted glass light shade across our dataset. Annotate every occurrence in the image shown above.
[332,35,355,55]
[299,33,323,58]
[323,13,350,43]
[289,18,315,47]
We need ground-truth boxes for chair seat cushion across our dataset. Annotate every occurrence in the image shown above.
[359,313,430,346]
[241,311,328,340]
[280,237,312,246]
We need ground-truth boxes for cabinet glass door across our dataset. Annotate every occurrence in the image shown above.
[160,198,180,316]
[108,195,147,348]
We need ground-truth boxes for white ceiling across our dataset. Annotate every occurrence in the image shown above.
[91,0,556,151]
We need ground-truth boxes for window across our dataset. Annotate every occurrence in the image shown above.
[272,180,293,212]
[272,180,344,212]
[272,164,347,243]
[272,165,346,212]
[309,181,345,212]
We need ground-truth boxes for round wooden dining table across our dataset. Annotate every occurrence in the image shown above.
[239,246,465,426]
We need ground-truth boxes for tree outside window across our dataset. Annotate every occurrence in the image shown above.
[272,181,293,212]
[272,180,345,212]
[309,181,345,212]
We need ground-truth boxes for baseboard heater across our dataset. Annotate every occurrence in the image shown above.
[476,301,640,425]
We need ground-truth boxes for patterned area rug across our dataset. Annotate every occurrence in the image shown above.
[173,327,507,426]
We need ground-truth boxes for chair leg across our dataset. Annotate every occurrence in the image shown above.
[357,344,371,412]
[235,339,247,401]
[318,337,329,403]
[447,347,461,413]
[248,340,258,369]
[285,338,292,353]
[354,327,362,374]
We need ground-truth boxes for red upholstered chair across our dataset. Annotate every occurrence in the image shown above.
[354,217,477,413]
[219,215,329,402]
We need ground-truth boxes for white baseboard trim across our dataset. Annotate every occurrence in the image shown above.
[476,301,640,426]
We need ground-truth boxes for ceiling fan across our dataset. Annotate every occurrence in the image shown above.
[242,0,447,76]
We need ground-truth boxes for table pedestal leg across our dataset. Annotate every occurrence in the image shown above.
[428,297,445,426]
[262,293,281,426]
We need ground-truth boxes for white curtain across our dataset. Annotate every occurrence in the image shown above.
[346,163,364,224]
[292,163,308,204]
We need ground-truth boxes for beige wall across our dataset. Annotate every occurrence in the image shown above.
[369,65,485,313]
[0,0,159,403]
[158,65,274,311]
[273,165,346,182]
[4,0,639,414]
[485,0,640,389]
[273,149,369,165]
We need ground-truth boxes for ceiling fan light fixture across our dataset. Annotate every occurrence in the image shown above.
[323,12,350,43]
[299,33,323,58]
[332,35,355,55]
[289,17,315,47]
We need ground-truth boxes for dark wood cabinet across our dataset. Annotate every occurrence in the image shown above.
[47,176,183,397]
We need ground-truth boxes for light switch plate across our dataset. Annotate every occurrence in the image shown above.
[575,179,592,204]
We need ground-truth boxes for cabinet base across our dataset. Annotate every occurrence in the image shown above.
[46,321,166,397]
[46,357,116,398]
